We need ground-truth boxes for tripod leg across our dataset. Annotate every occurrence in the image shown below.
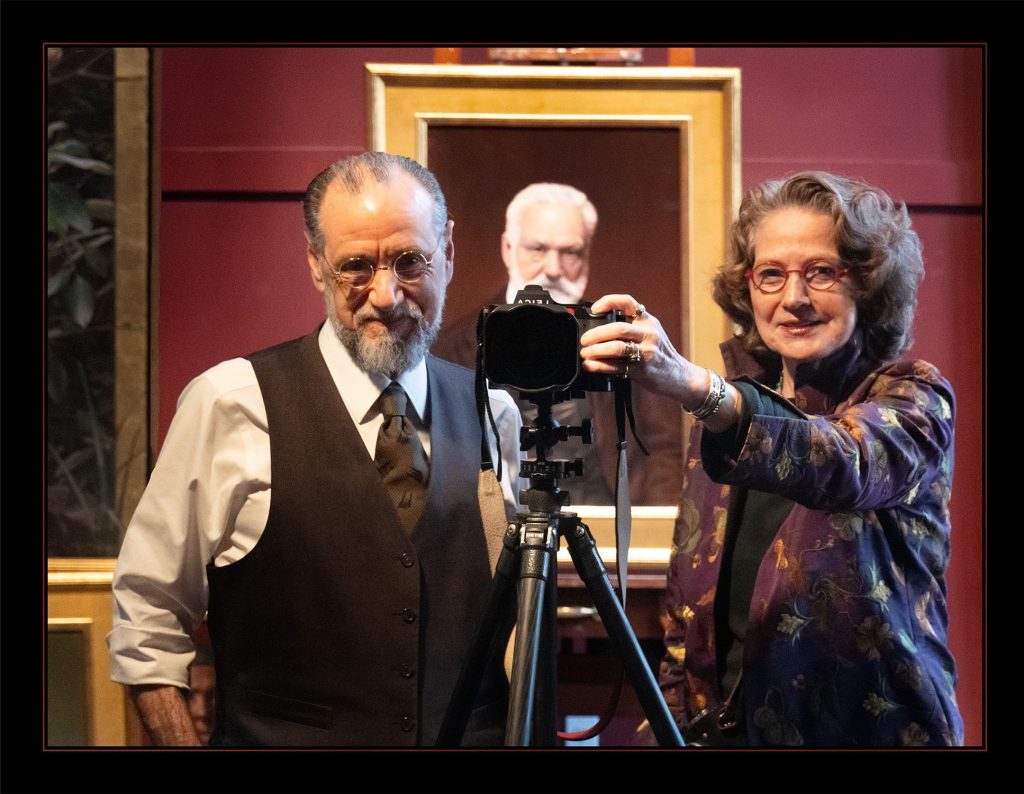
[506,515,559,746]
[436,523,520,746]
[565,522,685,747]
[531,564,559,746]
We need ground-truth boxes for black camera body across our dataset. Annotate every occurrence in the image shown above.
[478,284,623,395]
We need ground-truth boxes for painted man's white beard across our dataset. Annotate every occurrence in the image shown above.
[505,269,588,306]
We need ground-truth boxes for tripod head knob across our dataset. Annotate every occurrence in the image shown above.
[570,417,594,445]
[520,417,593,452]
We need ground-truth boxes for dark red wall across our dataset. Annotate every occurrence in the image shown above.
[158,46,985,745]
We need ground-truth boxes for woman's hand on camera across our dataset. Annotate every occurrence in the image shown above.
[579,294,693,403]
[580,294,742,432]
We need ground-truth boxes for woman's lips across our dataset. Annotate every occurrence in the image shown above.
[779,319,822,335]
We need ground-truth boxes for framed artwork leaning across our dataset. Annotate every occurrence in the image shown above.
[367,63,740,569]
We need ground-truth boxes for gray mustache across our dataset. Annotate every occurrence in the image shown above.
[358,307,423,325]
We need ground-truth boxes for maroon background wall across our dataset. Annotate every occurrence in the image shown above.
[157,46,984,746]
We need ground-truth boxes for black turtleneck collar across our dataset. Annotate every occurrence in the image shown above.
[719,328,882,415]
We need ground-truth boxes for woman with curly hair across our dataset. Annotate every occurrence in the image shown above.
[580,172,962,746]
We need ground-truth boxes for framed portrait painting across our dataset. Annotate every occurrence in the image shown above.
[367,64,740,571]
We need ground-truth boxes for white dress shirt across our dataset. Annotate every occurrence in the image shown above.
[108,324,522,688]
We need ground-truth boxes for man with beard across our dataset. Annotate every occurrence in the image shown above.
[434,183,681,506]
[108,153,521,746]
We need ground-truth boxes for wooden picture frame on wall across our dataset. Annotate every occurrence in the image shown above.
[366,64,740,569]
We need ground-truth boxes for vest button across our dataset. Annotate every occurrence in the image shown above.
[402,608,417,623]
[400,553,415,567]
[400,664,415,679]
[401,716,415,732]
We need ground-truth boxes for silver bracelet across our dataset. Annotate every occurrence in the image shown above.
[690,370,726,420]
[690,371,718,416]
[684,370,716,415]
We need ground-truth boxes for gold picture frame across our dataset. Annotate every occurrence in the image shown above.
[367,64,740,569]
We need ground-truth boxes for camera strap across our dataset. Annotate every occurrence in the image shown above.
[612,377,649,608]
[473,325,512,575]
[475,313,502,483]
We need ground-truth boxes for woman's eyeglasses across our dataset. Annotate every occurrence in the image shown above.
[747,261,848,294]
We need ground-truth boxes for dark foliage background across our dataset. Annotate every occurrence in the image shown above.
[46,47,120,556]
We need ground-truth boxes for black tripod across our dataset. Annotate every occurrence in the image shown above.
[437,393,684,747]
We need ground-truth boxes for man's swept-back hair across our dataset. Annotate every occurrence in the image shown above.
[504,182,598,243]
[303,151,448,257]
[713,171,924,362]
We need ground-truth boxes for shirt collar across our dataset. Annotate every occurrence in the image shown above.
[317,323,429,424]
[720,327,878,414]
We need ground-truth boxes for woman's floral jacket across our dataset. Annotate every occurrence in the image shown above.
[657,334,963,746]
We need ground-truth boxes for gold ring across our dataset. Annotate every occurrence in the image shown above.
[624,341,642,363]
[630,303,646,321]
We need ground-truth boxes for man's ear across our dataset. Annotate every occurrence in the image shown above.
[443,219,455,285]
[307,246,327,294]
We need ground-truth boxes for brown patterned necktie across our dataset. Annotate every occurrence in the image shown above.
[374,382,430,531]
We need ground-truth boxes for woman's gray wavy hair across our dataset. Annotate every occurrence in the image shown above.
[712,171,924,363]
